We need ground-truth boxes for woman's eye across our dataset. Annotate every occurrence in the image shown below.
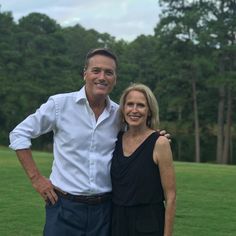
[138,104,145,108]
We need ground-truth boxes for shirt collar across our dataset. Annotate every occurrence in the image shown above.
[75,86,115,113]
[75,86,87,102]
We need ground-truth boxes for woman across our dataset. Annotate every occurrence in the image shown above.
[111,83,176,236]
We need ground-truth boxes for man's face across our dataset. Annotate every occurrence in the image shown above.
[84,55,117,100]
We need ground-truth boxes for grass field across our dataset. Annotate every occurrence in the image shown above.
[0,146,236,236]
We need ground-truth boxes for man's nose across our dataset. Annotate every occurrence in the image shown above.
[98,70,106,79]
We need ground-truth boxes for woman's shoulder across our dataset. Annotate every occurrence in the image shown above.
[155,135,171,152]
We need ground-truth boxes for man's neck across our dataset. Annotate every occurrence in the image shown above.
[88,96,107,120]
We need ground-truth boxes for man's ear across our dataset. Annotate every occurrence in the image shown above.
[83,70,87,81]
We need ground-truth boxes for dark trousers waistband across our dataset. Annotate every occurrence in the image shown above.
[54,188,112,205]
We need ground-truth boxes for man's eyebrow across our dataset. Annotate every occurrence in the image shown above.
[91,67,115,72]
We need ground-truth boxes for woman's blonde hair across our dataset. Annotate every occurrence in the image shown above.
[119,83,159,130]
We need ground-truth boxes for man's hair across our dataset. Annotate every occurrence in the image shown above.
[84,48,118,70]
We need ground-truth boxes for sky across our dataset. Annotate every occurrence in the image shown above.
[0,0,161,42]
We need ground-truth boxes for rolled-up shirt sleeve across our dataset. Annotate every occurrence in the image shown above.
[9,97,56,150]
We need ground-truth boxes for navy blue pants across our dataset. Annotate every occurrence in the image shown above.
[43,195,112,236]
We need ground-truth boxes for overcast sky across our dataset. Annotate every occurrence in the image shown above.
[0,0,161,42]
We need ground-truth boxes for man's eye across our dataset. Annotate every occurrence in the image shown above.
[105,71,114,76]
[92,69,100,73]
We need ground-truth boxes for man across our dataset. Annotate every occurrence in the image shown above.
[9,48,120,236]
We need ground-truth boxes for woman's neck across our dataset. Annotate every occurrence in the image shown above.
[126,126,152,137]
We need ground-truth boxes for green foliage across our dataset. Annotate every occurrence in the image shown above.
[0,2,235,163]
[18,12,60,34]
[154,0,236,163]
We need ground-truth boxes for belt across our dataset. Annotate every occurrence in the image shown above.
[54,188,112,205]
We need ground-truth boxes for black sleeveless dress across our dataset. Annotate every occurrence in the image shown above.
[111,131,165,236]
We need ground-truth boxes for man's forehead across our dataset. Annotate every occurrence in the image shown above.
[88,56,116,69]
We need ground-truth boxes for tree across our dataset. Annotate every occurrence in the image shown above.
[155,0,210,162]
[0,11,19,144]
[205,0,236,163]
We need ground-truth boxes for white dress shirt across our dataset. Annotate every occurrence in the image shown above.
[9,86,120,195]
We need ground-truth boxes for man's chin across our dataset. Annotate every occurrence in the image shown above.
[95,87,110,95]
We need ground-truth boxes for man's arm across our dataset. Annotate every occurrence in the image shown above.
[16,149,58,204]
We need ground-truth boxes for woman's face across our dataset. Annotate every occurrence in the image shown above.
[123,90,149,128]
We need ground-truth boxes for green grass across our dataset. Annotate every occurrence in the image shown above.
[174,162,236,236]
[0,147,52,236]
[0,147,236,236]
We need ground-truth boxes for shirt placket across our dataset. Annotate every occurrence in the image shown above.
[88,106,97,193]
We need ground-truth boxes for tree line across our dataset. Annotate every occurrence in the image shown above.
[0,0,235,164]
